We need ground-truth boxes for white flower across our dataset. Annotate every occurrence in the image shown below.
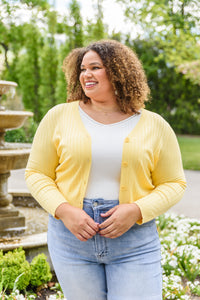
[175,244,200,260]
[180,295,190,300]
[168,256,178,268]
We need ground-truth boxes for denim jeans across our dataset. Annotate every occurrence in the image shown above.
[47,198,162,300]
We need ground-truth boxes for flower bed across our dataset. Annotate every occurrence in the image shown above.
[1,213,200,300]
[158,213,200,299]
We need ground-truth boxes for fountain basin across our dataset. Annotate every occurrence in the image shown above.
[0,80,18,97]
[0,111,33,131]
[0,144,31,173]
[0,144,32,215]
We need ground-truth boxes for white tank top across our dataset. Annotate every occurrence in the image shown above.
[79,106,141,200]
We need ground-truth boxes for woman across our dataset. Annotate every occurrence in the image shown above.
[25,40,186,300]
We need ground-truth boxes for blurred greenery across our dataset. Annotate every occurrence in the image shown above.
[5,118,38,143]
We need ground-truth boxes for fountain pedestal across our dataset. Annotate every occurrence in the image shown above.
[0,172,25,236]
[0,172,12,206]
[0,204,25,236]
[0,80,33,237]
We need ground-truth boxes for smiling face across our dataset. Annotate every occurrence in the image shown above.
[79,50,115,103]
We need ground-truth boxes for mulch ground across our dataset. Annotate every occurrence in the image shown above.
[34,281,58,299]
[35,288,57,300]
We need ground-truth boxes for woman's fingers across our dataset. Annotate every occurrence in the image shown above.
[77,233,88,242]
[100,229,123,239]
[56,203,99,241]
[99,204,141,238]
[87,218,99,232]
[82,222,99,238]
[100,206,117,217]
[71,217,99,240]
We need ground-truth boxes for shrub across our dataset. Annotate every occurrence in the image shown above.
[30,253,52,287]
[0,248,31,291]
[0,248,52,292]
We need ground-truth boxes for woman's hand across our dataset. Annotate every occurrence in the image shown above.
[99,203,142,239]
[55,203,99,242]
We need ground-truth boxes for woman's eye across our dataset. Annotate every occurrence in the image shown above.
[80,66,101,72]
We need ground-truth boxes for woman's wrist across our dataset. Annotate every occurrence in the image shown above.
[55,202,71,219]
[131,203,142,223]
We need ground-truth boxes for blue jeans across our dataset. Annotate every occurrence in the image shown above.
[48,198,162,300]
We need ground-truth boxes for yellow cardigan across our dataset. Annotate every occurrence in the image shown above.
[25,101,186,224]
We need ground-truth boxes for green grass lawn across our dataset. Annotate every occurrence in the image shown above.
[177,135,200,171]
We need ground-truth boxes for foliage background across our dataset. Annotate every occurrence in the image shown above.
[1,0,200,137]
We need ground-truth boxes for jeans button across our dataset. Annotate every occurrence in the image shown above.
[93,202,98,207]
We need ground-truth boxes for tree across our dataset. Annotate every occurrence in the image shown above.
[39,10,60,116]
[0,0,51,121]
[116,0,200,65]
[16,22,43,122]
[67,0,84,49]
[125,38,200,134]
[0,0,50,73]
[85,0,108,43]
[0,0,63,121]
[54,0,85,105]
[0,1,25,76]
[116,0,200,134]
[178,59,200,85]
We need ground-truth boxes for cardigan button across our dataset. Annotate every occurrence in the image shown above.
[121,185,127,191]
[124,137,129,143]
[122,161,128,167]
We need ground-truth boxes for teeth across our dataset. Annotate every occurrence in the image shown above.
[85,82,96,86]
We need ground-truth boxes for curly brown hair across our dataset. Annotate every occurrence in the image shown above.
[62,39,150,113]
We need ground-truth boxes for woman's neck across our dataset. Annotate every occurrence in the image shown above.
[87,99,121,114]
[79,100,135,125]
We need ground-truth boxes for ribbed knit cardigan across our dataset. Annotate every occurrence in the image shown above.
[25,101,186,224]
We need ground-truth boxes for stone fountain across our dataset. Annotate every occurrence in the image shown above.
[0,80,52,270]
[0,80,33,236]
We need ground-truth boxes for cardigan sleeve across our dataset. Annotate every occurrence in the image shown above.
[135,124,186,224]
[25,107,68,217]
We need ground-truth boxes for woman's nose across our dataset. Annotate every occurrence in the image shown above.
[84,69,92,77]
